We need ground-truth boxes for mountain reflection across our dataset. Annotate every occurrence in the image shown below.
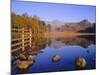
[30,35,96,53]
[46,35,95,48]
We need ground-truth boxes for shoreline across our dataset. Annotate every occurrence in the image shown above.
[44,31,95,38]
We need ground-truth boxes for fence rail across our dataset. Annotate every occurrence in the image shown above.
[11,27,32,53]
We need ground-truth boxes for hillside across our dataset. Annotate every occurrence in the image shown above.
[55,20,96,33]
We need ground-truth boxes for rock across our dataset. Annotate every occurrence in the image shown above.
[76,57,87,69]
[28,55,33,60]
[17,55,36,69]
[52,55,60,62]
[19,54,26,60]
[17,60,29,69]
[28,55,35,65]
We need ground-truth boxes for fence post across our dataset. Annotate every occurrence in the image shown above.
[22,28,25,51]
[30,28,32,48]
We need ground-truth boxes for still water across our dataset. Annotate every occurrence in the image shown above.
[12,35,96,74]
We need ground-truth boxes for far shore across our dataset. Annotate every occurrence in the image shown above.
[44,31,95,38]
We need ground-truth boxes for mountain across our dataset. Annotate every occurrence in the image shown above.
[46,20,65,30]
[58,20,95,33]
[78,23,96,33]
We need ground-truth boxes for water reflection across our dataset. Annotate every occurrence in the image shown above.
[12,35,96,74]
[53,35,95,48]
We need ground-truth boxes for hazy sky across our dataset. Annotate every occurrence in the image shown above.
[12,0,96,23]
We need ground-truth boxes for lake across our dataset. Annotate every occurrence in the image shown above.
[11,35,96,74]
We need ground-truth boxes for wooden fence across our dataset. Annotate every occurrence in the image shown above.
[11,27,32,53]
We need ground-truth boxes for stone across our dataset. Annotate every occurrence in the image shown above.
[52,55,60,62]
[76,57,87,69]
[17,60,29,69]
[28,55,35,65]
[19,54,26,60]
